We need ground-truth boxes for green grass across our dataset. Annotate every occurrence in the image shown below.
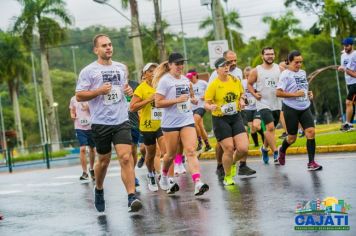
[8,150,70,163]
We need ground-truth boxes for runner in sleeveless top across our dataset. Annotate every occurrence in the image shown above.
[186,69,212,152]
[208,50,243,180]
[248,47,283,164]
[76,34,142,213]
[338,37,356,132]
[153,52,209,196]
[205,57,256,186]
[69,96,96,181]
[276,51,322,170]
[241,67,264,147]
[130,62,165,192]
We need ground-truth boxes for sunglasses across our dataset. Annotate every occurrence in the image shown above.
[227,59,237,63]
[174,61,184,66]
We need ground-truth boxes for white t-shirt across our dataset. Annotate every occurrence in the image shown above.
[242,79,257,111]
[76,61,129,125]
[191,79,208,110]
[341,51,356,85]
[277,69,311,110]
[208,67,243,84]
[69,96,92,130]
[156,73,194,128]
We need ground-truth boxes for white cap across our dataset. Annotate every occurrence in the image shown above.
[142,62,158,73]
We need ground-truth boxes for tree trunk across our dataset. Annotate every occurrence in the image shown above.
[153,0,167,61]
[10,80,24,152]
[39,41,60,151]
[213,0,226,40]
[129,0,144,81]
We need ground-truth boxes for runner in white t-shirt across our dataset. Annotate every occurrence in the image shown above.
[153,52,209,196]
[76,34,142,213]
[69,96,96,181]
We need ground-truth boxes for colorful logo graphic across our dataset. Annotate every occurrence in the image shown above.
[294,197,351,231]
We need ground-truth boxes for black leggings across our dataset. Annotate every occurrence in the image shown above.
[282,104,314,135]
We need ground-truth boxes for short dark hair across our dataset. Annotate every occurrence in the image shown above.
[223,50,235,58]
[287,50,302,63]
[93,34,110,47]
[261,47,274,55]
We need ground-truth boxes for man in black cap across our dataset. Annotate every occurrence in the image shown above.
[338,37,356,131]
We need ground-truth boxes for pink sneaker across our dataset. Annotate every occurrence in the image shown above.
[277,146,286,165]
[308,161,323,171]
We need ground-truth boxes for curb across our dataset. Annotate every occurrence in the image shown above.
[199,144,356,160]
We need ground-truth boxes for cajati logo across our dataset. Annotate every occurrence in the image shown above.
[294,197,351,231]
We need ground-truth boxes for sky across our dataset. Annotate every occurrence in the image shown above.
[0,0,320,41]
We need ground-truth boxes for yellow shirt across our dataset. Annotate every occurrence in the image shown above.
[205,75,244,117]
[134,81,162,132]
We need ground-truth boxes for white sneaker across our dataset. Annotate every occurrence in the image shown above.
[178,163,186,174]
[194,181,209,196]
[159,175,169,191]
[174,164,180,176]
[147,174,158,192]
[167,178,179,194]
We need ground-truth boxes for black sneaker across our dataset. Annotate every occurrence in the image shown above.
[89,169,95,181]
[137,156,145,168]
[135,177,140,187]
[238,165,256,176]
[128,196,143,212]
[94,187,105,213]
[80,172,89,180]
[196,142,202,151]
[216,164,225,181]
[340,123,354,132]
[278,132,288,139]
[204,144,212,152]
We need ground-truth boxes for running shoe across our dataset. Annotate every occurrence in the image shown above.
[340,123,354,132]
[223,175,235,186]
[178,163,186,174]
[135,177,140,187]
[238,165,256,176]
[89,169,95,181]
[277,146,286,165]
[128,195,143,212]
[80,172,89,181]
[167,178,180,194]
[196,142,203,151]
[298,130,305,138]
[137,156,145,168]
[273,150,278,164]
[307,161,323,171]
[174,163,180,176]
[147,174,158,192]
[216,164,225,181]
[94,187,105,213]
[159,175,169,191]
[231,163,237,177]
[204,144,212,152]
[260,146,269,164]
[194,181,209,196]
[278,132,288,139]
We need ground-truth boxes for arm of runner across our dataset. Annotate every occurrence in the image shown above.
[239,93,246,110]
[204,100,218,111]
[155,93,188,108]
[189,83,198,105]
[130,94,154,112]
[76,82,112,102]
[276,88,305,98]
[69,106,76,120]
[247,68,261,100]
[124,84,133,96]
[346,68,356,77]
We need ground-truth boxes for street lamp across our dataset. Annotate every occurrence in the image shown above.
[222,0,235,52]
[52,102,61,145]
[178,0,188,64]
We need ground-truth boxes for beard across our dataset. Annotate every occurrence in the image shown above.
[263,58,274,65]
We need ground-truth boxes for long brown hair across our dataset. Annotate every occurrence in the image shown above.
[152,61,169,88]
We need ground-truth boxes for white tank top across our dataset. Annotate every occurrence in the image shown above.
[255,63,282,111]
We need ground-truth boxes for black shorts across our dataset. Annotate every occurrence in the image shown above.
[193,108,206,118]
[141,129,163,146]
[91,121,132,155]
[282,104,314,135]
[212,113,246,142]
[259,109,280,127]
[347,84,356,102]
[161,123,195,132]
[242,110,261,124]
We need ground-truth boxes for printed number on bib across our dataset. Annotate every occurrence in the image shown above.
[265,78,276,88]
[296,90,308,102]
[79,118,90,126]
[177,100,191,113]
[247,97,256,106]
[103,86,121,105]
[221,102,237,115]
[151,108,163,120]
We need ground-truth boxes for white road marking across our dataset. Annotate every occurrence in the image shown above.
[0,190,23,195]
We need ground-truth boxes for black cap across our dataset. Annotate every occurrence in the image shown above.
[214,57,227,69]
[168,52,187,63]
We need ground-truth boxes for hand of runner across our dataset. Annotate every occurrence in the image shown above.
[191,97,198,105]
[239,98,246,110]
[295,89,305,97]
[308,91,313,100]
[70,113,76,120]
[149,94,155,102]
[124,84,133,96]
[99,82,112,95]
[337,66,345,72]
[207,104,217,111]
[254,92,262,100]
[176,94,189,103]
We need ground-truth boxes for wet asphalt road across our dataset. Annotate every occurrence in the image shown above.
[0,152,355,236]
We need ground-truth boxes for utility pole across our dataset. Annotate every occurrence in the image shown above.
[178,0,188,62]
[71,46,79,78]
[153,0,167,61]
[222,0,234,51]
[212,0,226,40]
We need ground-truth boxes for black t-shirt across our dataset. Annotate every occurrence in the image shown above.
[127,80,139,129]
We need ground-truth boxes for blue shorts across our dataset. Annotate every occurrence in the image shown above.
[75,129,95,147]
[131,128,144,145]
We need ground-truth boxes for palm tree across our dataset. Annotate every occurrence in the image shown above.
[0,32,30,150]
[13,0,72,150]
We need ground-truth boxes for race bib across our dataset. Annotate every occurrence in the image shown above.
[265,78,276,88]
[221,102,237,115]
[296,90,308,102]
[151,108,163,120]
[103,85,121,105]
[79,118,90,126]
[247,97,256,106]
[177,100,191,113]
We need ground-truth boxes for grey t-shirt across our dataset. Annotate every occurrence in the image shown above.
[156,73,194,128]
[277,69,311,110]
[192,79,208,110]
[341,51,356,85]
[242,79,257,111]
[76,61,129,125]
